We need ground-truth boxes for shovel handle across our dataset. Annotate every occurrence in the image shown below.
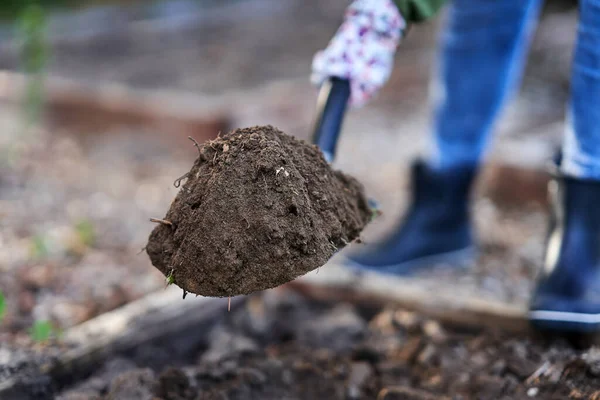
[311,77,350,162]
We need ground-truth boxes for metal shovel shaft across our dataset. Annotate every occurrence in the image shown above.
[311,78,350,163]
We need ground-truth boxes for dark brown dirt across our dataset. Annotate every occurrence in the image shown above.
[56,289,600,400]
[146,126,371,297]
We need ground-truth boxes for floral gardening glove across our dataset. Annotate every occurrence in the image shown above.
[311,0,406,108]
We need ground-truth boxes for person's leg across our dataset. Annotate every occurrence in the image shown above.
[530,0,600,332]
[430,0,544,169]
[348,0,544,273]
[562,0,600,179]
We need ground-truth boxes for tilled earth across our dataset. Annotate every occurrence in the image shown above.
[0,106,180,343]
[55,289,600,400]
[0,0,574,343]
[0,103,546,343]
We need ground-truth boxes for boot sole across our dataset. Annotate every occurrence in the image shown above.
[343,246,477,277]
[529,308,600,333]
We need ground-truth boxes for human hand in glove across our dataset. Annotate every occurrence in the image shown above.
[311,0,406,108]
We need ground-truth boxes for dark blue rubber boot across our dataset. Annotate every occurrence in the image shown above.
[529,173,600,333]
[346,160,478,275]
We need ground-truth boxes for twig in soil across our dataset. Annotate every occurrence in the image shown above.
[228,297,231,312]
[137,246,147,255]
[173,172,190,188]
[526,361,551,385]
[182,289,188,299]
[188,136,202,155]
[150,218,173,227]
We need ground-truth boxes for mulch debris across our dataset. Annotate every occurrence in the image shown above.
[56,289,600,400]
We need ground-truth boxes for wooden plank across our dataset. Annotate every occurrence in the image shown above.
[481,162,550,208]
[288,261,530,334]
[0,70,229,144]
[481,133,558,208]
[0,286,244,397]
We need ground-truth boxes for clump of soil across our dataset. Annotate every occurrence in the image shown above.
[146,126,371,297]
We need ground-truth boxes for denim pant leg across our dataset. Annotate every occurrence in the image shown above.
[562,0,600,180]
[429,0,543,169]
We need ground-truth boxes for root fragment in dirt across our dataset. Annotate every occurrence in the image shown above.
[149,218,172,227]
[188,135,202,155]
[173,172,189,188]
[146,125,371,297]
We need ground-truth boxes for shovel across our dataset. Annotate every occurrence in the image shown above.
[311,78,379,211]
[311,77,351,163]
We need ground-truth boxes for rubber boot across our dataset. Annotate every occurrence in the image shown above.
[347,160,477,275]
[529,172,600,333]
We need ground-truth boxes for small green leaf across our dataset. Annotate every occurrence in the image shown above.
[166,270,175,286]
[30,234,48,259]
[30,320,54,342]
[75,219,95,247]
[0,290,6,323]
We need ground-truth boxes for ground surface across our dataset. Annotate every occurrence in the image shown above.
[0,101,546,343]
[0,0,575,341]
[54,289,600,400]
[0,104,180,342]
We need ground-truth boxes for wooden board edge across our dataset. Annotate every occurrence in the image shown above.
[287,265,530,334]
[0,286,245,397]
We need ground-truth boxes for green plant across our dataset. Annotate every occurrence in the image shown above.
[0,290,6,323]
[29,233,49,259]
[0,0,64,21]
[1,2,49,167]
[75,219,96,247]
[29,320,57,342]
[17,3,49,127]
[166,269,175,287]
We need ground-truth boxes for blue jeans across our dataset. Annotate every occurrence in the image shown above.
[430,0,600,180]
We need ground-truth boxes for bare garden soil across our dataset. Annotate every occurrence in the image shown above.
[55,289,600,400]
[3,110,598,400]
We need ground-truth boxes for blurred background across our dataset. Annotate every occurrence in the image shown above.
[0,0,578,343]
[7,2,600,399]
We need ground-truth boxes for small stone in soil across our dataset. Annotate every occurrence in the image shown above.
[106,369,155,400]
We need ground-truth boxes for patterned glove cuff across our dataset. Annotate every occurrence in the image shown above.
[311,0,405,107]
[346,0,406,39]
